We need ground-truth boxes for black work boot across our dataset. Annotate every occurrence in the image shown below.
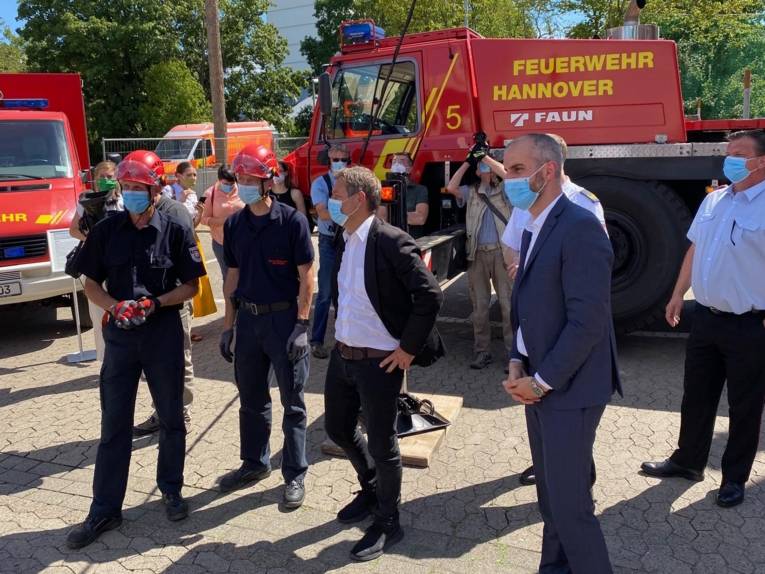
[337,488,377,524]
[66,515,122,549]
[163,493,189,521]
[350,515,404,562]
[218,464,272,493]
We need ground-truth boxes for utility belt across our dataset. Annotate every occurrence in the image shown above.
[237,298,293,316]
[335,342,392,361]
[700,304,765,318]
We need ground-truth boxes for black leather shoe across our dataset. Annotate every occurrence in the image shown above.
[337,489,377,524]
[66,515,122,549]
[218,465,272,493]
[163,493,189,521]
[283,479,305,509]
[350,518,404,562]
[640,459,704,481]
[519,465,536,486]
[716,482,745,508]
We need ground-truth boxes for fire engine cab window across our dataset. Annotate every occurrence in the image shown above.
[329,62,418,139]
[0,120,72,180]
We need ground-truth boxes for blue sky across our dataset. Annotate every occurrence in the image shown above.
[0,0,21,31]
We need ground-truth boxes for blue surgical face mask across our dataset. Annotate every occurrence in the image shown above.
[122,189,151,214]
[479,163,491,174]
[219,182,233,194]
[723,156,761,184]
[328,198,348,227]
[331,160,347,174]
[238,183,263,205]
[503,164,546,211]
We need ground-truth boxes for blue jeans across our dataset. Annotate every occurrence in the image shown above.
[234,307,309,483]
[211,239,228,281]
[311,233,336,346]
[90,310,186,519]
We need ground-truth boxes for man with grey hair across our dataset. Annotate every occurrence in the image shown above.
[309,143,350,358]
[323,166,443,562]
[503,133,620,573]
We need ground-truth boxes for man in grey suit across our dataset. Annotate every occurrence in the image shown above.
[502,134,621,574]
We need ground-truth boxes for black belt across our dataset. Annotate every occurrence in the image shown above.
[239,300,292,316]
[702,305,764,318]
[335,342,392,361]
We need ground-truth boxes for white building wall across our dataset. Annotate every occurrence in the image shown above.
[267,0,317,71]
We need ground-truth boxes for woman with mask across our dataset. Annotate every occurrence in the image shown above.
[165,162,202,224]
[272,160,308,219]
[68,160,123,361]
[201,165,245,281]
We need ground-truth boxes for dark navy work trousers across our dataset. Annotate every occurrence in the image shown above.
[90,310,186,519]
[234,308,309,483]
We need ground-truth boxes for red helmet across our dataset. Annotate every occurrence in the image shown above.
[117,150,165,187]
[231,144,279,179]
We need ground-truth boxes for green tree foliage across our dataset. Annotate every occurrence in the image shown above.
[301,0,553,76]
[17,0,300,145]
[558,0,765,118]
[0,19,26,71]
[138,60,212,136]
[288,104,315,137]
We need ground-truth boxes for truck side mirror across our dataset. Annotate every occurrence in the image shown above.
[318,72,332,118]
[317,148,329,165]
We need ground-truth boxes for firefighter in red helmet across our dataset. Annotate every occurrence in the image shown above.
[217,144,315,509]
[66,151,206,549]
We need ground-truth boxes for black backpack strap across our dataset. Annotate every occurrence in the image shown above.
[323,173,333,193]
[478,192,508,226]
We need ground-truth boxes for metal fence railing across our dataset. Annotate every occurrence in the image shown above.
[101,135,309,195]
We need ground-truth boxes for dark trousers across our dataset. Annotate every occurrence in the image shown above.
[90,310,186,519]
[311,233,336,346]
[324,348,403,519]
[234,308,309,483]
[671,306,765,484]
[527,403,612,574]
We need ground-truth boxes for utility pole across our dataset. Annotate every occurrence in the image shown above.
[205,0,227,166]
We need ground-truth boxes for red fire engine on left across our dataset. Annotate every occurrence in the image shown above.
[0,73,92,326]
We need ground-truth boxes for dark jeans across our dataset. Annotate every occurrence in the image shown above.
[324,348,403,519]
[234,308,309,483]
[527,403,612,574]
[311,233,336,346]
[90,310,186,519]
[211,239,228,280]
[671,305,765,484]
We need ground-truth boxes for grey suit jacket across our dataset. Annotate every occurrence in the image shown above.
[511,194,622,410]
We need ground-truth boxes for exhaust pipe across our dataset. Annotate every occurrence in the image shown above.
[607,0,659,40]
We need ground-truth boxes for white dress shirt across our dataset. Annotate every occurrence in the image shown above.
[687,179,765,314]
[502,179,606,251]
[512,194,564,389]
[335,215,400,351]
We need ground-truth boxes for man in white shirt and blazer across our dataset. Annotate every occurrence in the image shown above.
[323,166,443,562]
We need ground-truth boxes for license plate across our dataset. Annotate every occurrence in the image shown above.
[0,281,21,298]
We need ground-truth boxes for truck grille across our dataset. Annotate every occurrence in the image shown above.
[0,234,48,262]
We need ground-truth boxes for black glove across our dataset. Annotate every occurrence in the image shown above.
[219,329,234,363]
[286,323,309,362]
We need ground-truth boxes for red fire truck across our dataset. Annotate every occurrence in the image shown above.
[0,73,92,325]
[286,14,765,332]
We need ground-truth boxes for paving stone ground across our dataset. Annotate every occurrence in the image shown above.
[2,231,764,574]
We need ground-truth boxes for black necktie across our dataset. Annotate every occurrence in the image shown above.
[517,229,533,279]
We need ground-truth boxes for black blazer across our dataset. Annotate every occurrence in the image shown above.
[332,217,445,365]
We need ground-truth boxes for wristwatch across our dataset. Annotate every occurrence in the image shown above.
[529,376,547,398]
[297,318,310,327]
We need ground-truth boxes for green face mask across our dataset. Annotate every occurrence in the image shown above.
[96,178,117,193]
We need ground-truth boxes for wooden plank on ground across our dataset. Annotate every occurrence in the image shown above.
[321,393,463,468]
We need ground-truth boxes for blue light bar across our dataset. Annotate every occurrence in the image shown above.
[0,98,49,109]
[342,22,385,45]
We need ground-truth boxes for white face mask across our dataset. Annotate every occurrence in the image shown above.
[390,162,408,174]
[273,175,285,185]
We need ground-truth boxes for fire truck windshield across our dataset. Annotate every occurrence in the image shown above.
[327,61,418,139]
[0,120,73,181]
[154,138,199,161]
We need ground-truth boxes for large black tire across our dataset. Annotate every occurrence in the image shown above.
[578,177,691,333]
[70,289,93,329]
